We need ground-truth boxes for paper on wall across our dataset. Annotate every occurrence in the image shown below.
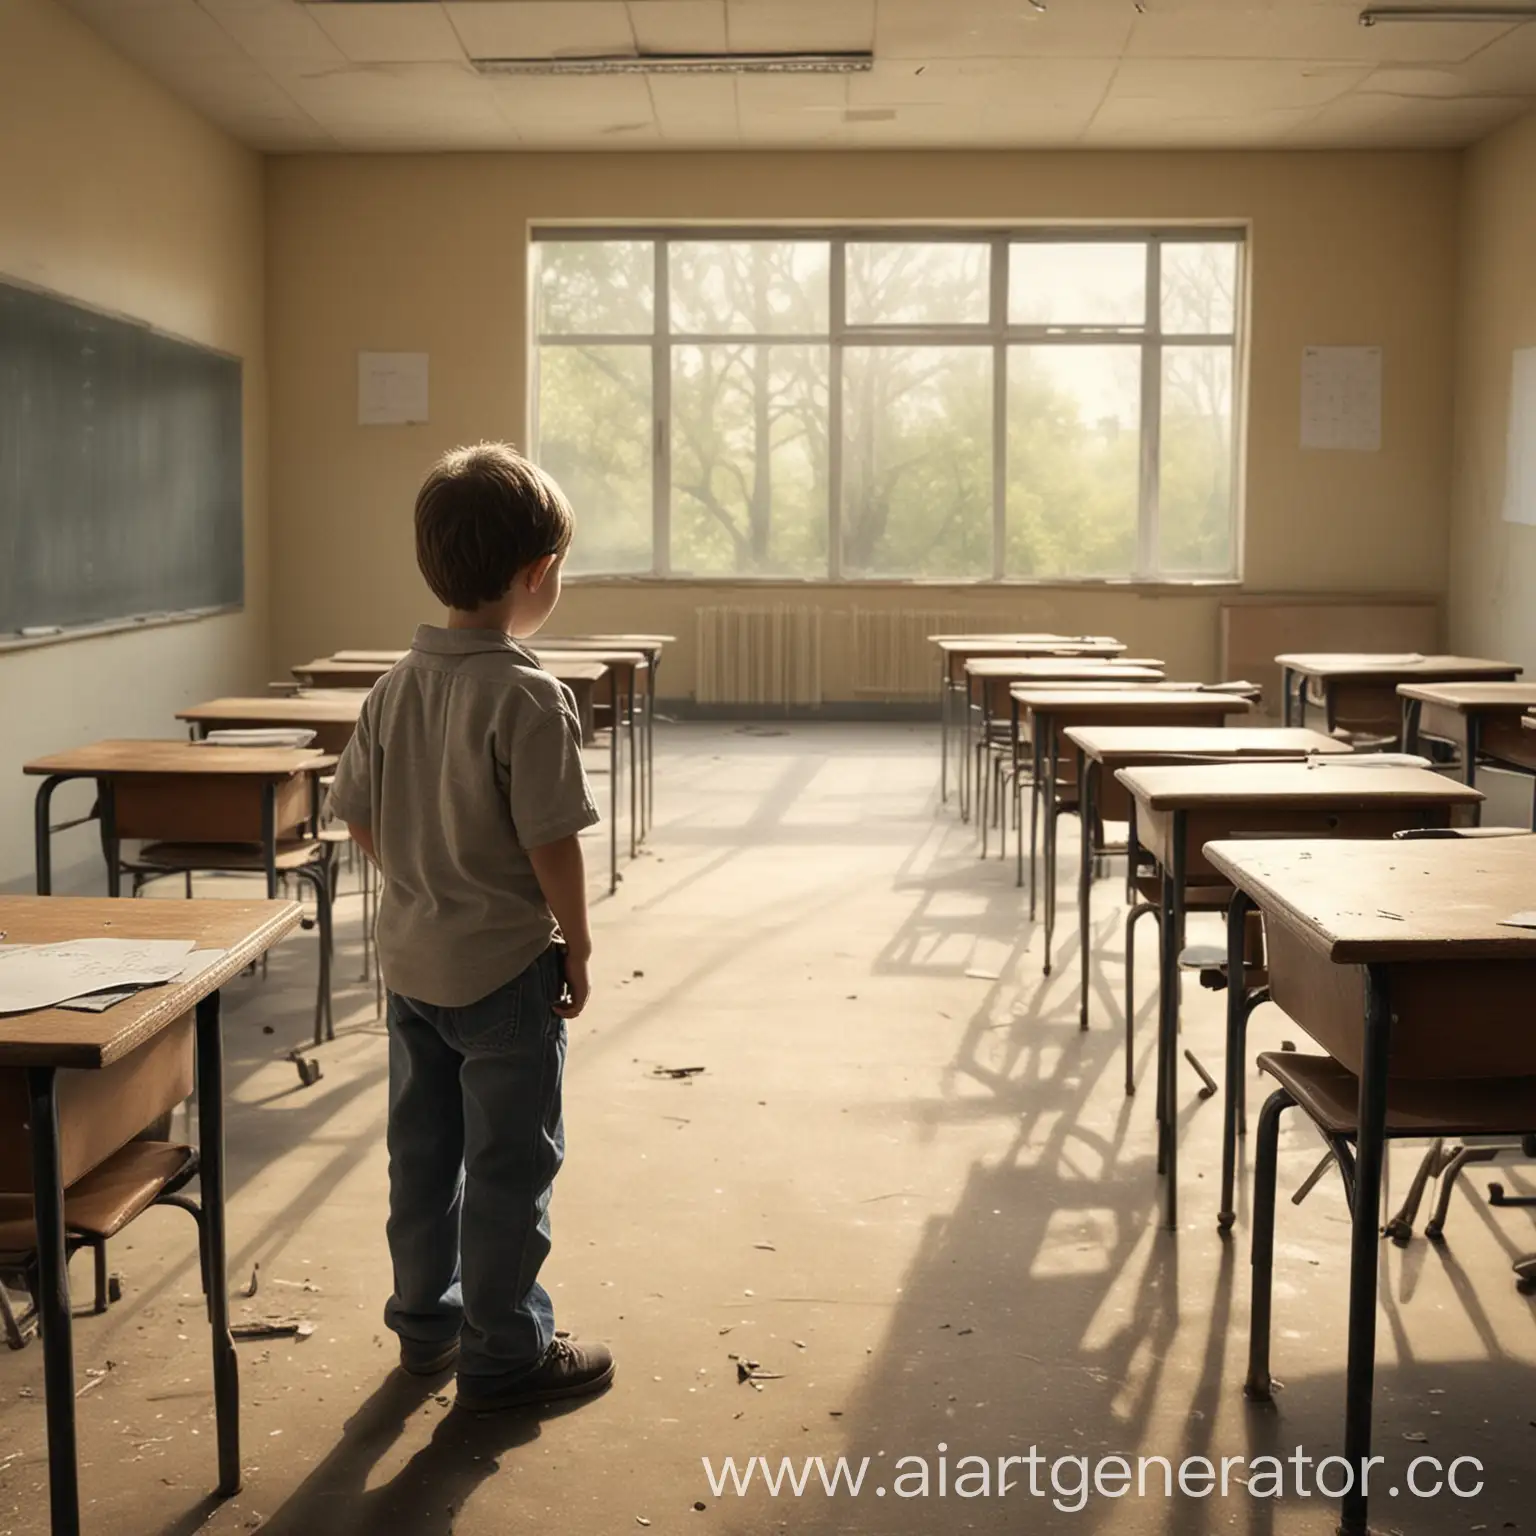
[358,351,428,426]
[1503,347,1536,527]
[1301,346,1382,452]
[0,939,197,1015]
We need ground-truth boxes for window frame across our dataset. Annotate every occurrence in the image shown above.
[531,225,1247,584]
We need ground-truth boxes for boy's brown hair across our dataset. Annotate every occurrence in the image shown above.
[414,442,574,610]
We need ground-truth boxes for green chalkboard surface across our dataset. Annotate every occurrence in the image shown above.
[0,277,243,635]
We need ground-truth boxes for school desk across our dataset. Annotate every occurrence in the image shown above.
[290,658,393,690]
[1274,654,1521,741]
[1399,681,1536,823]
[1115,762,1483,1234]
[177,694,364,756]
[0,895,301,1536]
[1201,836,1536,1536]
[1008,690,1252,950]
[963,658,1166,830]
[932,636,1128,803]
[539,636,674,833]
[23,741,335,899]
[1066,727,1349,1035]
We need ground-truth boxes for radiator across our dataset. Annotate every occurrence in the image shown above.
[852,608,973,698]
[695,605,824,706]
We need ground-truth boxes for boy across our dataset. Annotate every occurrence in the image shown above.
[328,442,614,1410]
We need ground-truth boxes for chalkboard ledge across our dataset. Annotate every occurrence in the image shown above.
[0,604,243,655]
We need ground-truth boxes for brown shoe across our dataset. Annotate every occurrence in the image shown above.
[458,1337,615,1413]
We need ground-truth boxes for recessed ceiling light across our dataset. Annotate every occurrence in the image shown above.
[472,52,875,77]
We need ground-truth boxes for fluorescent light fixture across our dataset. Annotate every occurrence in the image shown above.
[1360,5,1536,22]
[473,51,874,76]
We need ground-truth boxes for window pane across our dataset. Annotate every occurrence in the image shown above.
[1006,347,1140,578]
[668,242,829,335]
[536,241,653,335]
[846,244,989,326]
[1161,242,1239,335]
[841,346,992,578]
[536,345,652,573]
[1159,346,1234,574]
[670,344,828,576]
[1009,243,1146,328]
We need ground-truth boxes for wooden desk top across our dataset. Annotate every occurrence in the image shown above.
[293,659,391,682]
[1011,689,1252,721]
[965,658,1164,681]
[1203,836,1536,962]
[1275,653,1522,682]
[528,646,648,670]
[24,740,335,778]
[542,659,608,684]
[936,637,1126,655]
[0,897,302,1068]
[331,649,406,664]
[1069,726,1346,764]
[1117,761,1484,813]
[1397,681,1536,713]
[178,695,364,726]
[538,633,675,649]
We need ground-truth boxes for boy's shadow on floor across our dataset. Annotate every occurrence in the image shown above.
[162,1371,589,1536]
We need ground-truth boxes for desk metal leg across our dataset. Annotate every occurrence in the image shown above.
[1013,696,1024,887]
[34,775,65,896]
[1078,751,1094,1030]
[1218,889,1256,1233]
[1465,716,1482,827]
[1028,730,1043,919]
[940,676,950,803]
[1043,732,1060,976]
[27,1066,79,1536]
[646,656,659,834]
[609,689,619,895]
[196,990,242,1497]
[961,676,974,824]
[101,781,120,899]
[261,786,277,900]
[1402,696,1423,756]
[627,672,638,859]
[1339,966,1393,1536]
[1158,818,1187,1231]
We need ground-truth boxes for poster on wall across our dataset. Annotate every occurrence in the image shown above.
[358,351,429,426]
[1300,346,1382,452]
[1503,347,1536,527]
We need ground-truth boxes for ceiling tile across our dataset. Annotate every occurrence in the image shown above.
[444,1,635,59]
[306,3,467,64]
[198,0,349,75]
[629,0,727,53]
[1290,88,1534,147]
[735,69,849,139]
[726,0,875,54]
[848,56,1115,113]
[1107,57,1372,116]
[876,0,1134,61]
[648,72,737,136]
[487,70,656,133]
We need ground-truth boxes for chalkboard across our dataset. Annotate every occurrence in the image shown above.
[0,277,243,635]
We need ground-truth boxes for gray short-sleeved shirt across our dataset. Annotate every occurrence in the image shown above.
[327,625,599,1008]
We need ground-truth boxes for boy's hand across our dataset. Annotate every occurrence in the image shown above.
[557,949,590,1019]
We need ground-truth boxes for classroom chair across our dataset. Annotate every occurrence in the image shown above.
[1245,1051,1536,1400]
[0,1142,200,1350]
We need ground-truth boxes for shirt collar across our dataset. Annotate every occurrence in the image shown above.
[410,624,542,668]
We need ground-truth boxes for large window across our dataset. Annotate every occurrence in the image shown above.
[533,230,1243,582]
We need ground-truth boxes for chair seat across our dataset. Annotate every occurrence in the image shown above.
[1258,1052,1536,1138]
[0,1142,195,1255]
[318,826,352,846]
[130,840,327,874]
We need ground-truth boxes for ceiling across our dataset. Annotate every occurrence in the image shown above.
[63,0,1536,152]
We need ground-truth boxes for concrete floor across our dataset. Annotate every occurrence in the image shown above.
[2,723,1534,1535]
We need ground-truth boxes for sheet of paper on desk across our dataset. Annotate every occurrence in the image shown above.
[1498,912,1536,930]
[0,938,197,1014]
[58,949,228,1012]
[198,729,317,749]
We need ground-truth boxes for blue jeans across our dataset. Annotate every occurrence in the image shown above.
[383,946,566,1387]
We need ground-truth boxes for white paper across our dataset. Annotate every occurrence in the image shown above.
[1301,346,1382,452]
[358,351,428,426]
[0,939,197,1015]
[59,948,228,1012]
[1503,348,1536,527]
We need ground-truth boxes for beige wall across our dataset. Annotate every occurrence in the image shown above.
[1449,109,1536,671]
[0,0,268,890]
[267,149,1458,695]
